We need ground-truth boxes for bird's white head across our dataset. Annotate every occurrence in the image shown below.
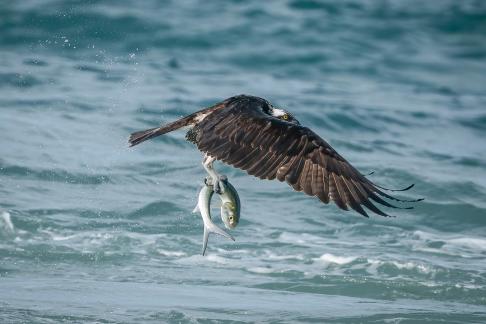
[270,107,300,125]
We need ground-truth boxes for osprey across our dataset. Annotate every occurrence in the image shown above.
[129,94,421,217]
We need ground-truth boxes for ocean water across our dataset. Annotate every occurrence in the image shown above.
[1,0,486,322]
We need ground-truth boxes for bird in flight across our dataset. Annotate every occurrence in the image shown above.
[129,94,421,217]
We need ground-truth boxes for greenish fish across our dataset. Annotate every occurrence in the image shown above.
[193,182,234,256]
[218,178,241,230]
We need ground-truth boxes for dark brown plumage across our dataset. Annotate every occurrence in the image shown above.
[129,94,422,217]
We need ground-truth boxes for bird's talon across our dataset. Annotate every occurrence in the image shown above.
[217,180,226,194]
[213,175,227,194]
[212,178,226,195]
[204,176,213,187]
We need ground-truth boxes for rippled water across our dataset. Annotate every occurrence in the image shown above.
[1,0,486,322]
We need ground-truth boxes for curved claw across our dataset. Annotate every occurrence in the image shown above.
[204,176,213,187]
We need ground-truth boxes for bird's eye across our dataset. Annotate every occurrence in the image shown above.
[282,114,289,120]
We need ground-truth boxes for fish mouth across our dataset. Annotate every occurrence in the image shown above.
[227,216,239,229]
[222,217,238,229]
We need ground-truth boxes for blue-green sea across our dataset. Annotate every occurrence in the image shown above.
[1,1,486,323]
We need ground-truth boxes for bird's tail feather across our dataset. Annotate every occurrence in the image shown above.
[129,127,163,146]
[128,114,197,147]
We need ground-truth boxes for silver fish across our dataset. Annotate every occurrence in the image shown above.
[219,178,241,230]
[193,182,234,256]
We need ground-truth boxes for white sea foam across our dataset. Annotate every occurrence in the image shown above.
[365,258,431,275]
[1,211,14,232]
[176,254,232,266]
[39,229,114,245]
[447,237,486,251]
[316,253,357,265]
[278,231,315,245]
[278,231,364,249]
[157,249,186,257]
[390,261,431,273]
[215,247,251,255]
[412,230,486,256]
[454,283,483,289]
[246,266,275,274]
[278,231,341,247]
[262,250,306,261]
[51,233,78,241]
[206,254,230,264]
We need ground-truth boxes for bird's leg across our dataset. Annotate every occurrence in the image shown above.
[202,155,227,194]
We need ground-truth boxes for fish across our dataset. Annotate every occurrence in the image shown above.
[218,178,241,230]
[193,182,234,256]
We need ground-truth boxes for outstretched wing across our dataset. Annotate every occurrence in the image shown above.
[195,96,419,217]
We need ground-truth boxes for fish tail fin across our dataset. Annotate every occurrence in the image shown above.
[208,223,235,241]
[201,224,234,256]
[202,227,209,256]
[128,114,198,147]
[201,223,234,255]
